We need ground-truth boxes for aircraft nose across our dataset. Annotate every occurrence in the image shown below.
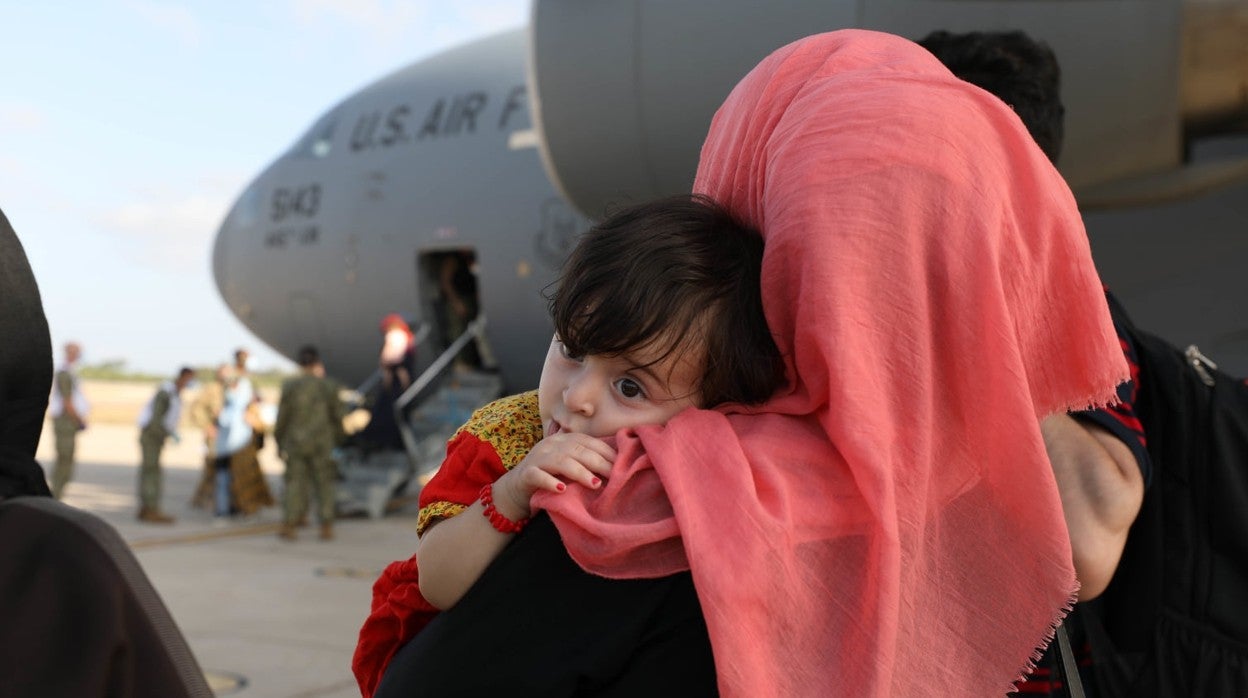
[212,182,264,320]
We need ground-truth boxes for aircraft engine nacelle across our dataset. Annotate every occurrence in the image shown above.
[530,0,1190,220]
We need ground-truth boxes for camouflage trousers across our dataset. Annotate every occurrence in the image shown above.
[50,418,79,499]
[138,430,168,511]
[282,450,337,526]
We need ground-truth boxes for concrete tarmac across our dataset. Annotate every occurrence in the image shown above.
[36,420,420,698]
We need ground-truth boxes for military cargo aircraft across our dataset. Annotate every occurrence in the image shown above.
[212,0,1248,513]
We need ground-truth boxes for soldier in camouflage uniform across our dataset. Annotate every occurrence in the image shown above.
[136,367,195,523]
[274,345,345,541]
[48,342,88,499]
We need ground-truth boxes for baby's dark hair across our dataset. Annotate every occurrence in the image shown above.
[549,194,785,407]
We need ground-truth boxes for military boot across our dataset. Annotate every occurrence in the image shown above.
[137,508,175,524]
[277,524,297,541]
[319,522,334,541]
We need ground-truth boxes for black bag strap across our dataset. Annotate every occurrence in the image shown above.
[1054,623,1086,698]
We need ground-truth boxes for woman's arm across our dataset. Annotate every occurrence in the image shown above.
[379,514,717,698]
[1040,413,1145,600]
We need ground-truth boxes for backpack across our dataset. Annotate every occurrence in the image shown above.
[1081,294,1248,696]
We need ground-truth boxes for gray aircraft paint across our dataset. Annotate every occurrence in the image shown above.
[215,0,1248,389]
[214,30,589,387]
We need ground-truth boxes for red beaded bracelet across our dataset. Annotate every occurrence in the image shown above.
[479,483,529,533]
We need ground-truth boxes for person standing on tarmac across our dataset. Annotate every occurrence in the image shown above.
[136,367,195,524]
[188,364,227,503]
[275,345,345,541]
[48,341,89,498]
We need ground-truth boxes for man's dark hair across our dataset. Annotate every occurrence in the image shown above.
[297,345,319,368]
[549,194,785,407]
[177,367,195,379]
[917,30,1065,164]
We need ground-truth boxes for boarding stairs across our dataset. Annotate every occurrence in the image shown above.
[335,317,504,519]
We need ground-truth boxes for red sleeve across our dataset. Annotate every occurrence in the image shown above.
[416,431,509,533]
[354,431,511,697]
[417,391,542,518]
[355,395,538,696]
[352,555,439,698]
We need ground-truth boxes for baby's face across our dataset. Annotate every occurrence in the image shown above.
[537,335,703,439]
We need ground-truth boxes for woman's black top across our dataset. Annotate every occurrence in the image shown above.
[375,512,718,697]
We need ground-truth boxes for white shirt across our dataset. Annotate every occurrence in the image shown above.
[48,362,90,420]
[138,381,182,434]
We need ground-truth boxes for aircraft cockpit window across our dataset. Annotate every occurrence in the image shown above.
[292,117,337,159]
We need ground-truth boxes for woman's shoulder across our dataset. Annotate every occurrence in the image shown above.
[453,391,543,468]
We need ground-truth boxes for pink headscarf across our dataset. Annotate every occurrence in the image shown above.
[537,29,1127,696]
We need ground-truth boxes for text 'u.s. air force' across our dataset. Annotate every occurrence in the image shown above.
[349,86,527,152]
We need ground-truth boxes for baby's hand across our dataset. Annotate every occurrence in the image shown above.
[492,434,615,519]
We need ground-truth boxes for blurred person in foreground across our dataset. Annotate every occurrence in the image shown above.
[0,207,53,502]
[0,206,211,697]
[274,345,345,541]
[136,366,196,524]
[48,340,89,498]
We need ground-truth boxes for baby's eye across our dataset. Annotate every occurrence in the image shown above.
[614,378,646,400]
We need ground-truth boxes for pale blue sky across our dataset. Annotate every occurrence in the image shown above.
[1,0,528,375]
